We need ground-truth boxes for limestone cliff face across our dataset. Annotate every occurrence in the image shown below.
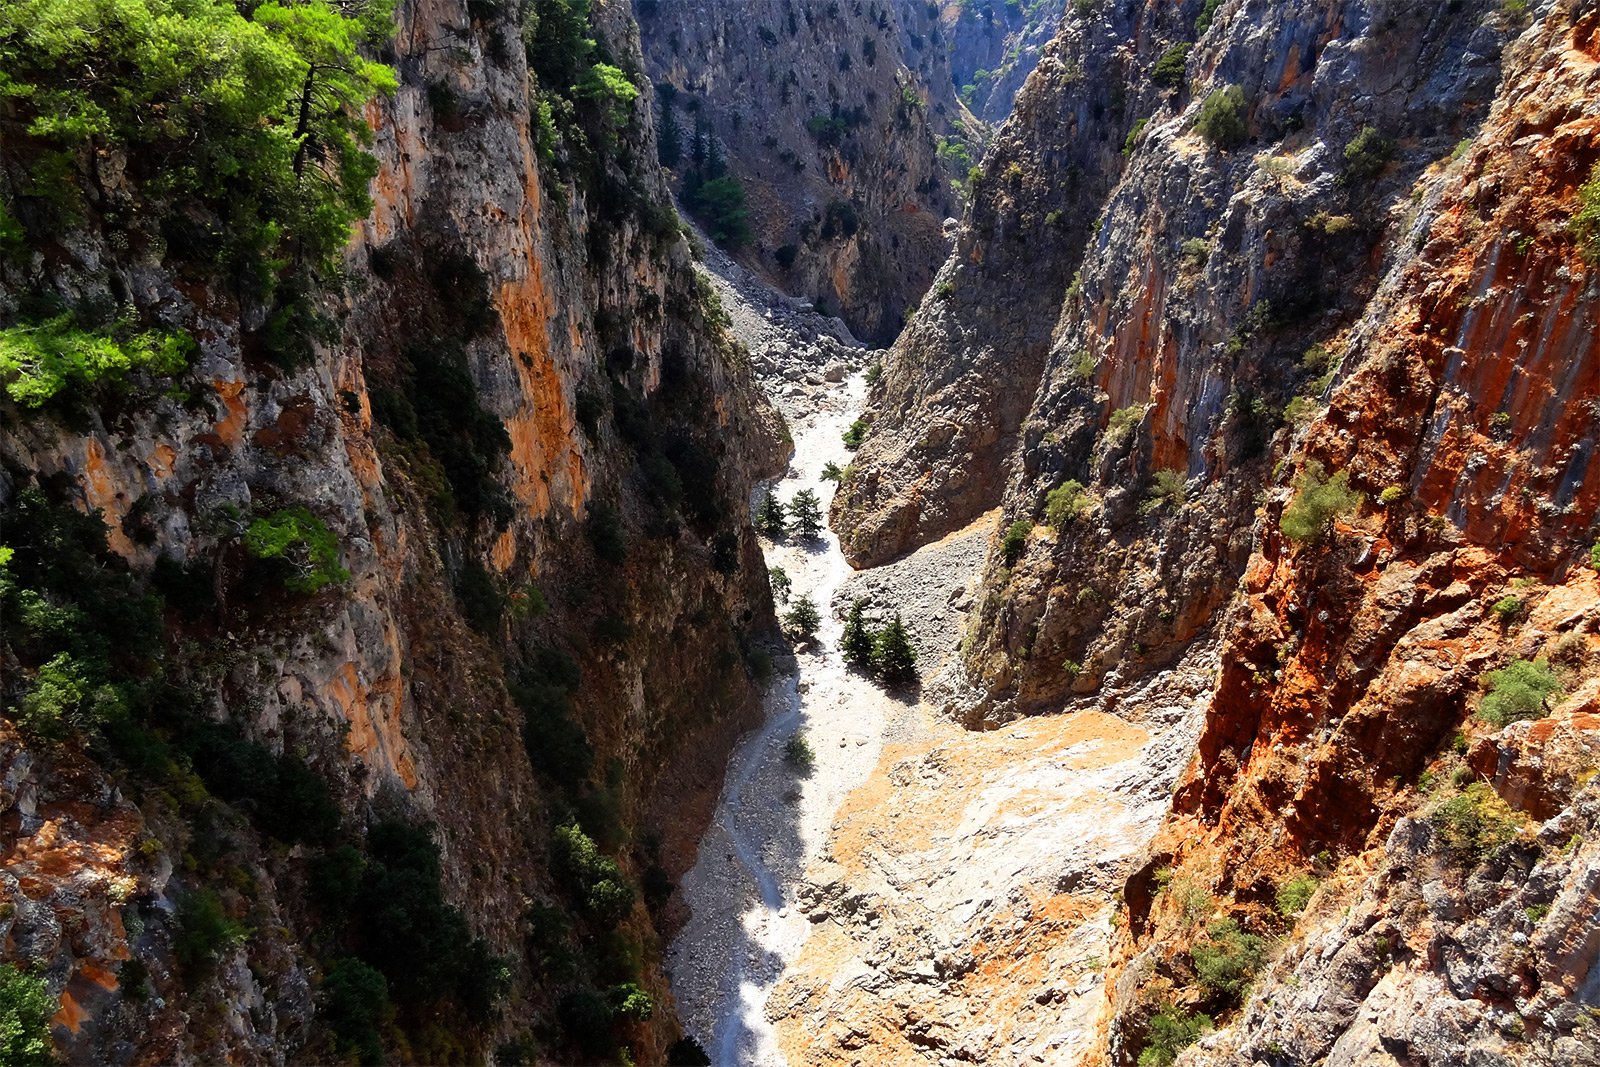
[0,0,781,1062]
[1112,5,1600,1063]
[635,0,968,343]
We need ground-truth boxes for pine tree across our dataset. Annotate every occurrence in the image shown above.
[769,565,792,604]
[785,595,821,642]
[757,490,787,536]
[789,489,823,538]
[658,100,681,167]
[840,598,876,668]
[874,614,918,687]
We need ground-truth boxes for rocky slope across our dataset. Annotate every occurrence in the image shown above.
[0,0,783,1062]
[832,0,1600,1063]
[634,0,971,344]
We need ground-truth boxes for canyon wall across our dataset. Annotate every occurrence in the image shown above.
[0,0,781,1062]
[635,0,970,343]
[837,0,1599,1062]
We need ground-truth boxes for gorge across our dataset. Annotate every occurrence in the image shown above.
[1,1,1598,1066]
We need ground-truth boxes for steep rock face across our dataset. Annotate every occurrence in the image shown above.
[942,0,1067,122]
[841,0,1516,718]
[635,0,966,343]
[1109,5,1600,1062]
[0,0,781,1062]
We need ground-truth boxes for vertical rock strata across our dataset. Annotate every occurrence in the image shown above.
[0,0,781,1061]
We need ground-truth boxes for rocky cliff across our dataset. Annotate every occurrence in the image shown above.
[0,0,782,1062]
[634,0,971,344]
[943,0,1066,122]
[833,0,1600,1062]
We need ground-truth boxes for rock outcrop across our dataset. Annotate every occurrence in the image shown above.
[943,0,1067,122]
[636,0,970,343]
[0,0,781,1062]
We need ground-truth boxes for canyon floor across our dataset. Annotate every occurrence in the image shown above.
[667,251,1217,1066]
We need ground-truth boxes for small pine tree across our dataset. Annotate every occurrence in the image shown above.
[789,489,824,537]
[785,595,821,642]
[840,598,877,668]
[757,490,787,536]
[874,614,918,687]
[768,565,792,604]
[821,461,844,482]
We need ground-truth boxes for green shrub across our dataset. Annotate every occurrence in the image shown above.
[788,489,823,538]
[1105,403,1144,447]
[1151,44,1189,90]
[0,317,194,409]
[175,887,247,977]
[1340,125,1393,185]
[820,461,844,482]
[1195,85,1248,150]
[1194,0,1223,34]
[243,507,350,594]
[1280,460,1360,543]
[1137,1004,1211,1067]
[1431,782,1525,861]
[0,963,54,1067]
[1490,595,1525,626]
[1572,161,1600,263]
[784,731,815,774]
[572,63,637,128]
[785,595,821,641]
[607,982,654,1021]
[842,418,870,449]
[1378,485,1405,507]
[1478,657,1560,726]
[683,174,751,247]
[454,558,504,634]
[1045,480,1091,529]
[1190,916,1266,1002]
[1275,873,1319,918]
[1002,519,1032,565]
[550,821,636,927]
[874,614,918,687]
[1123,117,1150,156]
[1141,469,1186,514]
[320,958,392,1066]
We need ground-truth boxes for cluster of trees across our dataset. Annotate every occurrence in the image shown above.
[657,85,751,246]
[757,488,824,539]
[841,599,918,687]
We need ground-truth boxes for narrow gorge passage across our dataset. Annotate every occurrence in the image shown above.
[666,344,906,1065]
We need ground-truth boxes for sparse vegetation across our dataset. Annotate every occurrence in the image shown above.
[1104,403,1145,448]
[785,595,821,641]
[1045,480,1092,529]
[1572,161,1600,263]
[768,566,792,604]
[1431,782,1526,861]
[1340,125,1393,185]
[1490,595,1526,626]
[1137,1003,1211,1067]
[1151,44,1189,90]
[757,490,788,536]
[821,461,844,482]
[1275,873,1319,919]
[1477,657,1560,726]
[1002,520,1032,565]
[842,418,870,449]
[1195,85,1247,150]
[1378,485,1405,507]
[0,963,55,1067]
[1141,469,1186,514]
[1193,0,1223,35]
[1191,917,1266,1003]
[788,489,823,538]
[784,731,815,773]
[1280,461,1360,544]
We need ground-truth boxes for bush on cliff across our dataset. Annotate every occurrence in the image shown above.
[1280,461,1360,544]
[1190,917,1265,1003]
[1477,657,1560,726]
[0,963,56,1067]
[1137,1002,1211,1067]
[1195,86,1247,150]
[1570,160,1600,263]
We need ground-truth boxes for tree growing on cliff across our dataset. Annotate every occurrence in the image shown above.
[874,614,918,687]
[1280,461,1360,544]
[1573,160,1600,263]
[789,489,824,538]
[1477,657,1560,726]
[757,490,788,536]
[1195,85,1247,151]
[840,599,877,668]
